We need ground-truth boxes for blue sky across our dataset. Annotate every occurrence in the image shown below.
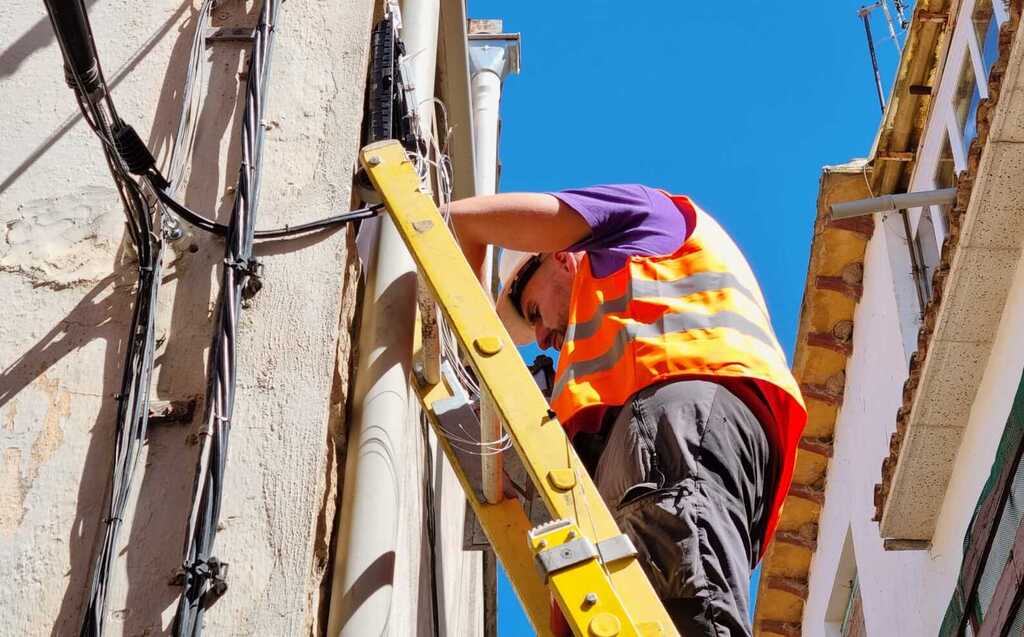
[467,1,906,633]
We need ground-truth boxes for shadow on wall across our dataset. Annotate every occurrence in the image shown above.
[0,0,190,196]
[0,0,100,81]
[0,0,262,633]
[0,248,133,634]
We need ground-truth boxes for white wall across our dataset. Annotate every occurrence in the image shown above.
[803,217,940,637]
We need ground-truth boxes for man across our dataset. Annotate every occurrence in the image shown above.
[449,185,806,637]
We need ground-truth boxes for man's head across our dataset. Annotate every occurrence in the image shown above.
[499,251,580,350]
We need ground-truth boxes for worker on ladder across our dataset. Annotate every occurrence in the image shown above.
[450,185,807,637]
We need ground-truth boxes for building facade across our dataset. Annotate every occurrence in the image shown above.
[0,1,511,634]
[754,1,1024,635]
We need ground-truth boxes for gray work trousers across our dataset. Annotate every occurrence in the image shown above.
[574,379,772,637]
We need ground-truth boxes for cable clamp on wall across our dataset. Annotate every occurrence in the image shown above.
[174,556,229,599]
[112,123,169,188]
[224,257,264,299]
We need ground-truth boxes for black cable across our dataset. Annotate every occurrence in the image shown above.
[41,3,165,636]
[151,182,382,239]
[172,2,280,634]
[41,2,382,634]
[421,412,442,637]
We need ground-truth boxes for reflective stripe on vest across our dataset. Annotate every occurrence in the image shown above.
[553,305,779,399]
[565,270,771,343]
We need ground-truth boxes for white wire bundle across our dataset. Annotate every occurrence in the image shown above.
[164,0,213,193]
[398,49,512,455]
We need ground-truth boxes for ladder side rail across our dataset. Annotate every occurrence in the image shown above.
[360,140,679,637]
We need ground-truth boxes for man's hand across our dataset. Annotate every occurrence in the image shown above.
[448,193,590,281]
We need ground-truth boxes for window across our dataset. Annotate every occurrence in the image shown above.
[973,0,1001,73]
[913,210,941,304]
[826,529,864,637]
[840,576,867,637]
[933,133,957,229]
[939,371,1024,636]
[953,52,981,153]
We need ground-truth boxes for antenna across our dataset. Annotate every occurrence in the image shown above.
[857,2,905,114]
[858,4,887,113]
[892,0,910,30]
[878,0,903,54]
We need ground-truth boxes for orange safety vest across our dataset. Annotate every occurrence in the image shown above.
[550,193,806,554]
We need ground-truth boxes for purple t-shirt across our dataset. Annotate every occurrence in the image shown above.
[552,184,688,277]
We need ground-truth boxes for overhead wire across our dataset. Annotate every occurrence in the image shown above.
[40,3,165,635]
[171,1,281,634]
[154,187,382,239]
[40,2,510,633]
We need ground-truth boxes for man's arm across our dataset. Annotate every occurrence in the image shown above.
[448,193,591,279]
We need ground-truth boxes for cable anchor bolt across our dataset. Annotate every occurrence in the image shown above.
[225,257,264,300]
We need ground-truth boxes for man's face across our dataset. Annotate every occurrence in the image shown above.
[519,252,578,351]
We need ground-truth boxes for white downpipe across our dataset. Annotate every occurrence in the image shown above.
[469,36,519,504]
[469,39,516,289]
[327,2,439,635]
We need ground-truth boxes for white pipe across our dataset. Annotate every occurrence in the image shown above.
[327,2,439,635]
[469,33,520,504]
[830,187,956,220]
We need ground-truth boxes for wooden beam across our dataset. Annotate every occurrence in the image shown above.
[814,275,863,301]
[800,382,843,406]
[825,215,874,237]
[806,331,853,356]
[916,10,949,23]
[876,149,917,159]
[883,539,930,551]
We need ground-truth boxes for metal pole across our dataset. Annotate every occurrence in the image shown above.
[860,6,887,113]
[327,2,440,635]
[899,209,929,314]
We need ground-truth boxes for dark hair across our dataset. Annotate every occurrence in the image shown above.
[507,254,545,319]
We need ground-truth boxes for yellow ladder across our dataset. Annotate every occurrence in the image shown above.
[360,140,679,637]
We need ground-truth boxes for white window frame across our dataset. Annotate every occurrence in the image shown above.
[882,0,1009,359]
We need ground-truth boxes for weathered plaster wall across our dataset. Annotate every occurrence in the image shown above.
[0,0,375,633]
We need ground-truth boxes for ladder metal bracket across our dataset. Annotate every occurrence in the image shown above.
[530,519,639,579]
[535,536,599,578]
[431,362,488,502]
[597,534,639,566]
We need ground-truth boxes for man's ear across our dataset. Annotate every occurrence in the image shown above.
[552,251,579,276]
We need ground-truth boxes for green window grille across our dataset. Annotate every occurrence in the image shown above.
[940,368,1024,636]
